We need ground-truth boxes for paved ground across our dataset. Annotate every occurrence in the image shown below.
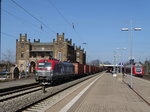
[124,74,150,104]
[46,73,103,112]
[66,73,150,112]
[1,72,150,112]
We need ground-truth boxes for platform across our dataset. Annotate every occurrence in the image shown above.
[123,73,150,104]
[60,73,150,112]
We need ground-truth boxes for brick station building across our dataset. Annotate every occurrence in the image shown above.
[16,33,86,73]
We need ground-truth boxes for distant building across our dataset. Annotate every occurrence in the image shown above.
[16,33,86,73]
[76,46,86,64]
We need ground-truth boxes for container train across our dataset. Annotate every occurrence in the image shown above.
[35,58,103,84]
[124,63,144,77]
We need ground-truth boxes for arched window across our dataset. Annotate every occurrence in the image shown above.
[21,43,24,48]
[76,52,80,56]
[21,52,24,58]
[58,52,62,61]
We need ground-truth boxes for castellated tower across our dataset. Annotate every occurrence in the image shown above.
[53,33,76,62]
[16,34,30,71]
[53,33,68,61]
[15,33,86,73]
[75,46,86,64]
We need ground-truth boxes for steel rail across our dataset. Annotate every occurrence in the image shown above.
[0,83,39,96]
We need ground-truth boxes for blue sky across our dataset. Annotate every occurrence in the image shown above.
[1,0,150,63]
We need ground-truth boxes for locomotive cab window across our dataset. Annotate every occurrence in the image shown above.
[38,62,52,68]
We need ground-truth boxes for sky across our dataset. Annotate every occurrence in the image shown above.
[1,0,150,64]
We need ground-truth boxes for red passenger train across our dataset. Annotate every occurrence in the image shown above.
[35,58,102,84]
[124,63,144,77]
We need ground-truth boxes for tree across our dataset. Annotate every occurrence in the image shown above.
[103,61,111,65]
[89,59,102,66]
[2,49,15,63]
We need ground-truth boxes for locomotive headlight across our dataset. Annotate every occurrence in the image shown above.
[47,67,51,70]
[50,72,53,77]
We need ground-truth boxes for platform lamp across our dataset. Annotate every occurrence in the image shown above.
[113,51,117,77]
[121,26,141,88]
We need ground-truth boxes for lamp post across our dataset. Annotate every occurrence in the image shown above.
[121,25,141,88]
[116,48,127,74]
[113,51,117,77]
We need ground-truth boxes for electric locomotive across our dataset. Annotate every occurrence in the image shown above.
[35,58,74,84]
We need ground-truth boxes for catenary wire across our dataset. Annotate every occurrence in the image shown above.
[1,32,16,39]
[11,0,56,34]
[47,0,82,39]
[2,9,52,36]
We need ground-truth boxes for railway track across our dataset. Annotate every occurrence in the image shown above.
[142,75,150,81]
[0,73,103,112]
[0,82,39,96]
[0,82,41,102]
[22,73,103,112]
[0,85,41,102]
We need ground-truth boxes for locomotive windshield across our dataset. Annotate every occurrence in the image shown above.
[38,62,52,69]
[136,66,142,69]
[135,66,142,73]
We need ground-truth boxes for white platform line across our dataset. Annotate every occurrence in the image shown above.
[59,73,105,112]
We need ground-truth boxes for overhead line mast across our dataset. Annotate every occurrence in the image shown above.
[0,0,1,61]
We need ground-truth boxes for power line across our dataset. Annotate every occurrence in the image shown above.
[2,8,39,29]
[2,9,51,35]
[47,0,78,31]
[47,0,71,26]
[11,0,56,34]
[1,32,16,39]
[2,9,18,19]
[47,0,83,42]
